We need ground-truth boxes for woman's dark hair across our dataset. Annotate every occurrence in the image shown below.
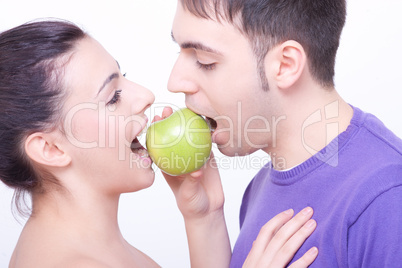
[180,0,347,90]
[0,19,86,214]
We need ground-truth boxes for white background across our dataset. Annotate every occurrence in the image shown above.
[0,1,401,267]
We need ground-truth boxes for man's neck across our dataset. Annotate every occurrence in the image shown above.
[263,89,353,170]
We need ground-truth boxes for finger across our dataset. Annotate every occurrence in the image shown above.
[162,152,214,194]
[177,153,219,198]
[287,247,318,268]
[189,151,216,179]
[269,219,317,267]
[193,152,224,202]
[162,106,173,119]
[163,159,205,192]
[162,171,182,191]
[152,115,162,123]
[190,169,203,179]
[243,209,295,266]
[204,150,216,170]
[265,207,314,255]
[163,170,202,201]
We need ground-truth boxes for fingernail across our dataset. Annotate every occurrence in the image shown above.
[302,206,313,215]
[308,247,318,256]
[284,208,294,215]
[305,219,316,229]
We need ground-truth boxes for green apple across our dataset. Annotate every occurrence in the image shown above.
[146,108,212,176]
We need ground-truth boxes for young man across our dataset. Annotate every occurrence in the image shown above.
[167,0,402,267]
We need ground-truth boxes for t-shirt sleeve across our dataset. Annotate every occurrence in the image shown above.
[347,186,402,267]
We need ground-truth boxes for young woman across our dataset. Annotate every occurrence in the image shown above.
[0,20,317,267]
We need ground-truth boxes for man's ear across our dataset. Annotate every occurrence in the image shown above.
[266,40,307,90]
[25,133,71,168]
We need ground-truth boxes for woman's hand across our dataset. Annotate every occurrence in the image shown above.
[243,208,318,268]
[152,106,230,268]
[152,106,224,220]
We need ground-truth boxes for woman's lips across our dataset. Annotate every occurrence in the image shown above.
[130,137,149,158]
[130,115,150,157]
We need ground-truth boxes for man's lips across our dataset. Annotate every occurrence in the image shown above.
[187,109,217,138]
[205,116,217,133]
[184,105,217,134]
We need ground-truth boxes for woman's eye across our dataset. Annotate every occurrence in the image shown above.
[107,89,122,105]
[196,61,216,71]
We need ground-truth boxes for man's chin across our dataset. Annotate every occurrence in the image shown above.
[216,145,254,157]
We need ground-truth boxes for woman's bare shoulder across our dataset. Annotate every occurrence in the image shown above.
[9,222,160,268]
[10,236,111,268]
[8,222,89,268]
[9,214,160,268]
[10,250,110,268]
[56,257,113,268]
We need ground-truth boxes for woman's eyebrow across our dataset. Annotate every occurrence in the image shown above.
[97,72,119,97]
[96,60,121,97]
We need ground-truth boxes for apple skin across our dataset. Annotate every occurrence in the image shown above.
[146,108,212,176]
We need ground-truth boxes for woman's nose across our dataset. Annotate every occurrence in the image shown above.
[130,84,155,114]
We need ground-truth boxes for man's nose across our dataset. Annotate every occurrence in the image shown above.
[167,57,198,94]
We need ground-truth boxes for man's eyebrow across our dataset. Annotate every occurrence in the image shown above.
[97,72,119,97]
[171,31,223,55]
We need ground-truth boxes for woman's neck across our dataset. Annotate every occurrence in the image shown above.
[30,184,124,244]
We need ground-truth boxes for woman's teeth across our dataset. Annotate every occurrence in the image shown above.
[130,137,149,157]
[136,148,149,158]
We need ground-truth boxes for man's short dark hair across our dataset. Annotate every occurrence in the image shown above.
[180,0,347,90]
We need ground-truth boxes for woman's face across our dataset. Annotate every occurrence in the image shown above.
[59,37,155,194]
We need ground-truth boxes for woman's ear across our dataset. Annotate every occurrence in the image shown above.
[25,132,71,168]
[266,40,307,90]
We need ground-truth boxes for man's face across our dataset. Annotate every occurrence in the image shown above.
[168,2,277,156]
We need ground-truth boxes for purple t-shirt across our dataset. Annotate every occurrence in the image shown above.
[230,106,402,267]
